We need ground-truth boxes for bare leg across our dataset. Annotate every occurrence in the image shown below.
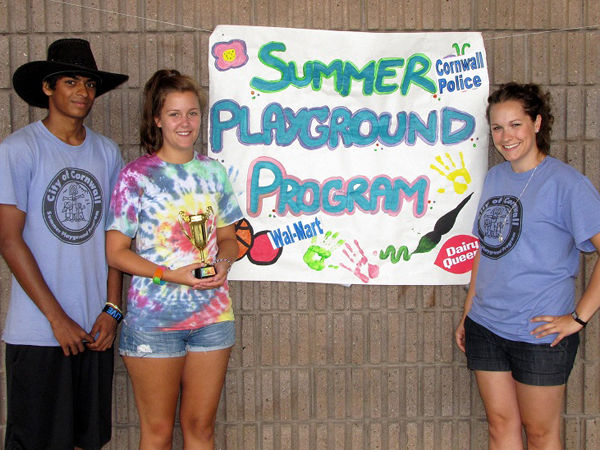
[124,356,186,450]
[516,382,564,450]
[474,370,524,450]
[179,348,231,449]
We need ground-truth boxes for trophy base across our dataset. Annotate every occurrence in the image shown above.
[195,265,216,279]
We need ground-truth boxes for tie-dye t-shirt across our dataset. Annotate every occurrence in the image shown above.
[107,152,243,331]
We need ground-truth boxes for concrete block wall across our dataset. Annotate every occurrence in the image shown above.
[0,1,599,448]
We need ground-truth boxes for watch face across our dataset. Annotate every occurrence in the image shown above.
[572,312,586,326]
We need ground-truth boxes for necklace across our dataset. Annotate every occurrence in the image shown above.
[498,164,538,243]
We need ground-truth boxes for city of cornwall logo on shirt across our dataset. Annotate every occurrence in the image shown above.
[477,195,522,259]
[43,168,103,245]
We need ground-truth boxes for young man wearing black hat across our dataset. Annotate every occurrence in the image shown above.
[0,38,128,449]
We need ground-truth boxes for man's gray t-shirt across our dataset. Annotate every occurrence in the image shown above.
[0,121,123,346]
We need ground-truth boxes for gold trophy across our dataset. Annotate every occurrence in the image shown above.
[178,206,216,279]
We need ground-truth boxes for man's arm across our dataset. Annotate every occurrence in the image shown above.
[0,203,94,355]
[87,265,123,351]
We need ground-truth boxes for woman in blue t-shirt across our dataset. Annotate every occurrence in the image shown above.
[455,82,600,449]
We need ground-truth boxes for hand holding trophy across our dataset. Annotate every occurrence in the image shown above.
[178,206,216,279]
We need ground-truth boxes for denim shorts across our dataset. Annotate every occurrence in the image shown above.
[119,320,236,358]
[464,316,579,386]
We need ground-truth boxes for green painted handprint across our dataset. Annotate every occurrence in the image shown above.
[303,231,345,271]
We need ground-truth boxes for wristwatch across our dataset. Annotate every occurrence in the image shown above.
[571,311,588,328]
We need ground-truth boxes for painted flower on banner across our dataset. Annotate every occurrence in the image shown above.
[212,39,249,71]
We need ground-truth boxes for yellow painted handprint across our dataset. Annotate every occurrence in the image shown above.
[430,152,471,194]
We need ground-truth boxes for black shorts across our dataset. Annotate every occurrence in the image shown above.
[464,316,579,386]
[4,344,114,450]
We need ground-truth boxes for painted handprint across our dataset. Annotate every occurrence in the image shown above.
[339,240,380,283]
[430,152,471,194]
[303,231,345,271]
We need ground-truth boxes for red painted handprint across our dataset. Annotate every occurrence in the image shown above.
[339,240,380,283]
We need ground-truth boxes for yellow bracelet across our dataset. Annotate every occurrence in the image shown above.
[105,302,122,314]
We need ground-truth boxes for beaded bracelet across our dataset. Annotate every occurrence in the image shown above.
[215,258,233,273]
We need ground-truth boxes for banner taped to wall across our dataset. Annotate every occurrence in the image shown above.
[208,25,489,285]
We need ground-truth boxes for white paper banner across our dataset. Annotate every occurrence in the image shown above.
[208,25,489,285]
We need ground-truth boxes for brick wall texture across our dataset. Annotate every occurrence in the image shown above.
[1,1,600,449]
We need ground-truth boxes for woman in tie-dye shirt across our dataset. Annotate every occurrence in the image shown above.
[106,70,242,448]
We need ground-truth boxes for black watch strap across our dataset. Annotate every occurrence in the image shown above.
[571,311,587,327]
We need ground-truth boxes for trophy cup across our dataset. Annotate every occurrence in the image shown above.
[178,206,216,279]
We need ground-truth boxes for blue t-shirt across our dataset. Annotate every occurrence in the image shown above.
[0,121,123,346]
[469,156,600,344]
[106,152,243,331]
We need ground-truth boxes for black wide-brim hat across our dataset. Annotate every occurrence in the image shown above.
[13,38,129,108]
